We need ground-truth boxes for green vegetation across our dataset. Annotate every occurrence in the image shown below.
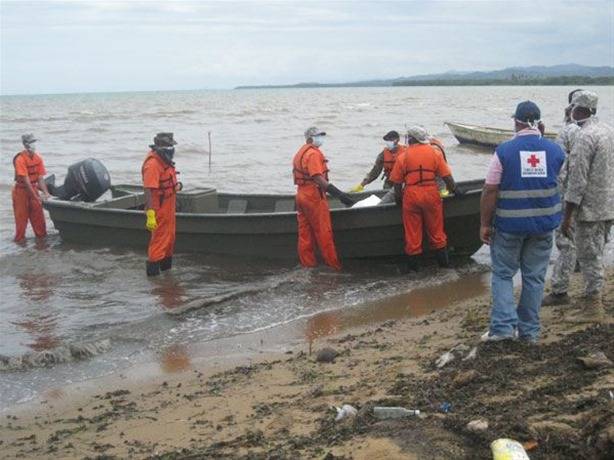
[392,75,614,86]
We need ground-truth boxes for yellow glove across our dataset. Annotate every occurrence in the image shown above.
[439,189,450,198]
[146,209,157,231]
[349,184,364,193]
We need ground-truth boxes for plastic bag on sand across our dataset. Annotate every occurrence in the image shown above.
[351,195,381,208]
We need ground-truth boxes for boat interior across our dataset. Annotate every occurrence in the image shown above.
[98,184,307,214]
[70,179,484,216]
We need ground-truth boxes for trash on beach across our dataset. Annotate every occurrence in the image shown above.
[463,346,478,361]
[351,194,381,208]
[436,350,455,368]
[439,402,452,413]
[466,419,489,432]
[523,440,539,451]
[490,438,530,460]
[372,406,420,419]
[577,351,613,369]
[334,404,358,421]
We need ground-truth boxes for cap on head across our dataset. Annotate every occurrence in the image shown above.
[304,126,326,140]
[512,101,541,123]
[153,132,178,147]
[571,90,598,110]
[382,130,400,141]
[568,88,584,104]
[21,133,37,145]
[406,126,430,144]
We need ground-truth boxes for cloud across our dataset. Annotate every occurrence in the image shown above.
[1,0,612,94]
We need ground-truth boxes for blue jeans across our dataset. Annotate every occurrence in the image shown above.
[489,229,553,341]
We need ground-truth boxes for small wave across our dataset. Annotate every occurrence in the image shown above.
[0,338,111,372]
[166,268,309,316]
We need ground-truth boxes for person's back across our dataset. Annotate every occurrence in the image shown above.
[494,133,565,235]
[566,117,614,222]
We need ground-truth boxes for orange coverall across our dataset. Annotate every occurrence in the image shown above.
[389,144,452,255]
[142,151,178,264]
[12,150,47,242]
[292,144,341,270]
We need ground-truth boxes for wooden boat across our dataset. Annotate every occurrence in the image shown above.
[444,121,557,149]
[43,180,485,260]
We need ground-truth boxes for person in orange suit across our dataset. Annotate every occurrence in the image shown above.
[12,133,50,243]
[292,126,355,270]
[142,132,180,277]
[389,126,457,272]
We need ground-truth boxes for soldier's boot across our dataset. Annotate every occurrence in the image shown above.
[435,248,450,268]
[146,261,161,277]
[160,256,173,272]
[566,295,606,324]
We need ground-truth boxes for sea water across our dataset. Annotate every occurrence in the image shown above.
[1,86,612,409]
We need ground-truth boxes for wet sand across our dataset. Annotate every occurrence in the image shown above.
[1,268,612,459]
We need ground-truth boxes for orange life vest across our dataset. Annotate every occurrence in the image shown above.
[141,151,179,206]
[292,144,329,186]
[401,144,441,187]
[13,151,43,189]
[382,145,405,179]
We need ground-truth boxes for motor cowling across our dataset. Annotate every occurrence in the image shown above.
[47,158,111,202]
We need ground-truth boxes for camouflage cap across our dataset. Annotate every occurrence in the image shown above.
[406,126,430,144]
[21,133,37,145]
[304,126,326,140]
[571,90,598,109]
[153,132,178,147]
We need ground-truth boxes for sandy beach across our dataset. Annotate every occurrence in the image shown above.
[1,268,612,460]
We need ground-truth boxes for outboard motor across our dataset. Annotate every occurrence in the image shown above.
[47,158,111,202]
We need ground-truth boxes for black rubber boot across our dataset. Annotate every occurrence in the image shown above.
[146,261,161,277]
[435,248,450,268]
[160,256,173,272]
[406,255,420,273]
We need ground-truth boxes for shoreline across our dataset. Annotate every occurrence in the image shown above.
[1,268,612,459]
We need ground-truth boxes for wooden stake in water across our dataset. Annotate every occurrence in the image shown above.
[208,131,212,173]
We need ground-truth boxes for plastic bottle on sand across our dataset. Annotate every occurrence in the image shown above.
[491,438,530,460]
[373,406,420,419]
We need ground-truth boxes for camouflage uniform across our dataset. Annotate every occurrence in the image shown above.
[565,116,614,297]
[549,122,581,295]
[362,151,394,189]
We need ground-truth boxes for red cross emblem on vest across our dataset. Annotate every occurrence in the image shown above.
[527,154,540,167]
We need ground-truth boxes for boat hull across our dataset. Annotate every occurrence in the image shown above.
[44,180,485,260]
[445,121,557,149]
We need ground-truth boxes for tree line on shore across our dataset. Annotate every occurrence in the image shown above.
[392,75,613,86]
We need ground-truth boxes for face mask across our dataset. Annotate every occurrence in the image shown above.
[162,147,175,156]
[385,141,396,150]
[569,105,591,125]
[25,142,36,152]
[312,136,324,147]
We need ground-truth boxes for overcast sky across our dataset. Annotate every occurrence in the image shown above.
[1,0,613,95]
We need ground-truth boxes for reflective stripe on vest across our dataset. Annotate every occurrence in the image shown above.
[496,203,562,218]
[498,188,558,199]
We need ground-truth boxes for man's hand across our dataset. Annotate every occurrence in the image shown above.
[561,215,572,238]
[146,209,157,231]
[480,224,492,245]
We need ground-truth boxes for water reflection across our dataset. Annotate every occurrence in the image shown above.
[13,273,60,351]
[151,275,187,311]
[158,344,191,373]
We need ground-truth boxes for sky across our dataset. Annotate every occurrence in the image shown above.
[1,0,613,95]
